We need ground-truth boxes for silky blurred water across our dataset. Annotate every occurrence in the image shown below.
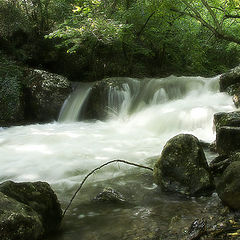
[0,75,235,239]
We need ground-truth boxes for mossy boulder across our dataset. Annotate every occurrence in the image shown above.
[216,160,240,210]
[153,134,214,196]
[0,192,44,240]
[220,65,240,92]
[0,181,62,236]
[216,126,240,155]
[25,69,72,122]
[214,111,240,133]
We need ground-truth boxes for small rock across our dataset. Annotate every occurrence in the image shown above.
[188,218,206,240]
[94,187,126,203]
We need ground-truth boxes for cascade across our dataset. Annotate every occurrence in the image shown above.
[0,75,236,240]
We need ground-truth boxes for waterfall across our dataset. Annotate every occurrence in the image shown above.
[58,75,222,122]
[0,74,236,240]
[58,83,93,122]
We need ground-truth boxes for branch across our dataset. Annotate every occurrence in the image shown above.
[170,6,240,45]
[224,14,240,19]
[137,11,156,38]
[200,0,222,32]
[62,159,153,217]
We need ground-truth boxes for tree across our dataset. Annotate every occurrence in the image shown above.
[170,0,240,45]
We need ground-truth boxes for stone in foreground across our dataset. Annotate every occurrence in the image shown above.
[0,192,43,240]
[0,181,62,240]
[154,134,213,196]
[216,161,240,210]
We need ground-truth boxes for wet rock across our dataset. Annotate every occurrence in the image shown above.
[220,65,240,92]
[188,218,206,240]
[226,83,240,95]
[0,192,44,240]
[216,126,240,155]
[0,181,62,235]
[199,140,211,149]
[83,77,129,120]
[216,161,240,210]
[94,187,126,203]
[153,134,214,196]
[209,155,229,176]
[25,69,72,122]
[209,140,217,152]
[226,83,240,108]
[214,111,240,133]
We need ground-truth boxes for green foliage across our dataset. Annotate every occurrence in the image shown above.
[2,0,240,80]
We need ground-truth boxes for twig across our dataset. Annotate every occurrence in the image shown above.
[62,159,153,217]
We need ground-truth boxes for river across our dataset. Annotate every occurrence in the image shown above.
[0,75,235,239]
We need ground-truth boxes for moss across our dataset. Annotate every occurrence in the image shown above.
[0,53,25,124]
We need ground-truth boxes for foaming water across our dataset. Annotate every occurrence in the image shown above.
[0,76,235,186]
[0,75,236,239]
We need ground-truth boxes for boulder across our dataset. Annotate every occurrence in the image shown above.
[0,192,44,240]
[216,126,240,155]
[214,111,240,133]
[216,160,240,210]
[219,65,240,92]
[153,134,213,196]
[0,181,62,237]
[83,77,130,120]
[25,69,72,122]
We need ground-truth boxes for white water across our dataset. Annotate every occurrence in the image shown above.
[0,76,235,195]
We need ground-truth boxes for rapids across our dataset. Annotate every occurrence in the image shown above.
[0,75,236,239]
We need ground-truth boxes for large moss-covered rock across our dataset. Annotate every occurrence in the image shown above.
[220,65,240,92]
[216,126,240,155]
[0,181,62,235]
[25,69,72,122]
[153,134,213,196]
[214,111,240,133]
[0,192,44,240]
[216,161,240,210]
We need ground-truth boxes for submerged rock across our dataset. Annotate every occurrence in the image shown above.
[220,65,240,92]
[0,181,62,239]
[216,126,240,155]
[94,187,126,203]
[25,69,72,122]
[153,134,214,196]
[216,161,240,210]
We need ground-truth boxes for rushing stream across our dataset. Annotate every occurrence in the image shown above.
[0,75,236,239]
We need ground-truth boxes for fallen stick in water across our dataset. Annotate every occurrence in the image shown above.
[63,159,153,217]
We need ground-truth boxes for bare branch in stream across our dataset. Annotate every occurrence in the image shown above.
[62,159,153,217]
